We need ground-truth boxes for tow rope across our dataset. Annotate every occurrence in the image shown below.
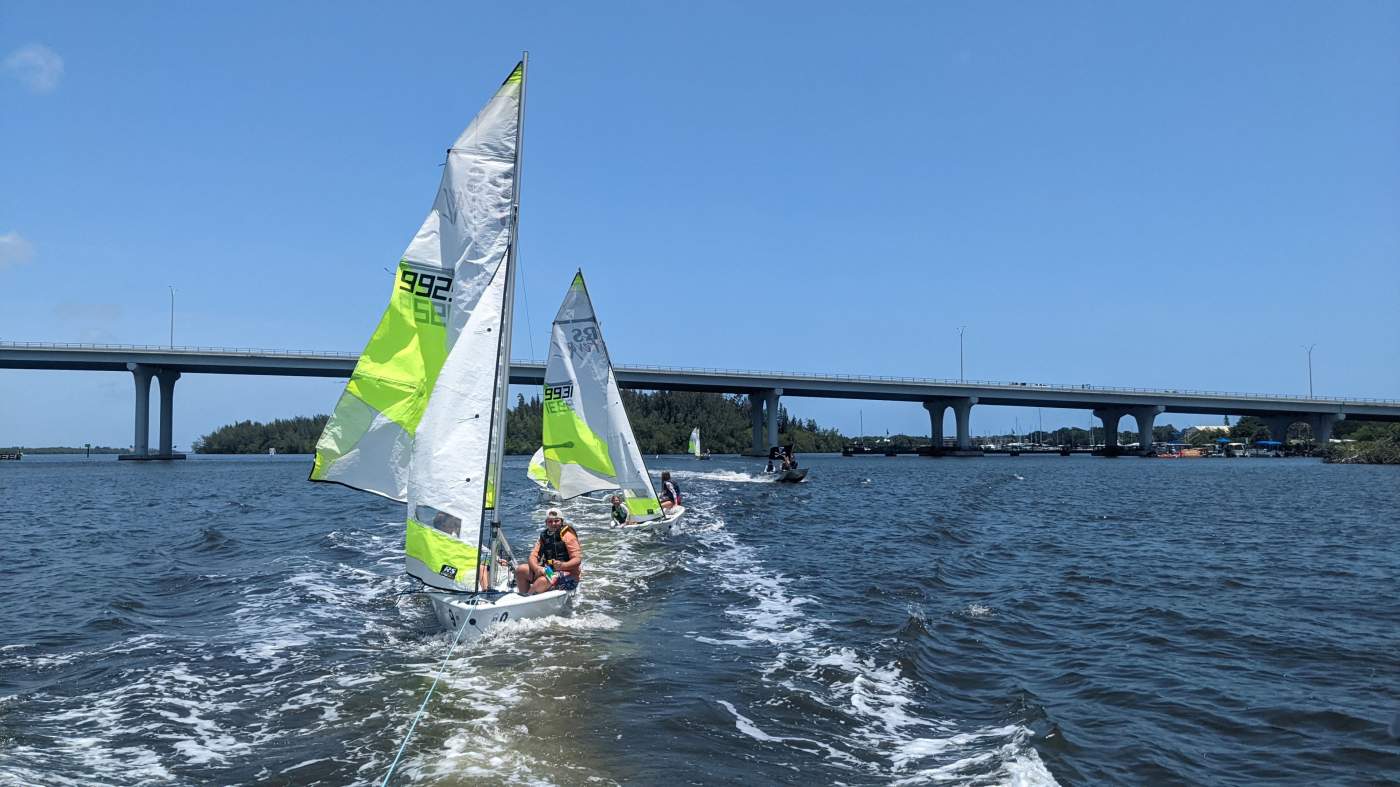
[380,602,481,786]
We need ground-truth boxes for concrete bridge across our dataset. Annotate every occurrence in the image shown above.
[4,341,1398,458]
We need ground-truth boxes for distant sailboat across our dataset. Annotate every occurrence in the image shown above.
[527,447,550,492]
[310,57,571,638]
[539,271,683,533]
[689,427,710,459]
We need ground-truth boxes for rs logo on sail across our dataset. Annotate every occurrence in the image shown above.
[568,326,603,357]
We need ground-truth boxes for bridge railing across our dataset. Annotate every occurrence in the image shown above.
[0,340,361,359]
[563,361,1400,405]
[4,341,1398,406]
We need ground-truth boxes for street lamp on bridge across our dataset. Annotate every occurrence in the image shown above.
[1303,344,1316,398]
[958,325,966,383]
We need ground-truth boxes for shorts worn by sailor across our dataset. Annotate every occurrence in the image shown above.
[554,575,579,591]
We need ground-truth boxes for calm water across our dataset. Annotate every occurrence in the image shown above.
[1,453,1398,785]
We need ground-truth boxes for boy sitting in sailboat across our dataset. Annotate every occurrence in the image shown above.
[515,508,582,594]
[610,495,632,526]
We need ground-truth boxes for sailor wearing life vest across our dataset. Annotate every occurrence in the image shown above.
[658,471,681,513]
[515,508,582,594]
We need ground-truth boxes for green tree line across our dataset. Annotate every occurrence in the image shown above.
[506,390,846,454]
[194,415,329,454]
[1324,422,1400,464]
[0,445,130,454]
[183,405,1400,463]
[196,393,848,455]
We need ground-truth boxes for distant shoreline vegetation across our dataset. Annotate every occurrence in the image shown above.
[0,446,130,454]
[1322,423,1400,465]
[505,390,846,454]
[194,392,849,455]
[194,415,329,455]
[190,406,1400,462]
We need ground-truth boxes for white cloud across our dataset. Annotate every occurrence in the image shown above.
[0,231,35,269]
[3,44,64,93]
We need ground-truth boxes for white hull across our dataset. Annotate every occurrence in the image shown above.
[426,587,574,641]
[616,504,685,534]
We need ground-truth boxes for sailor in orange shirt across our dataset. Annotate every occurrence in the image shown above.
[515,508,582,594]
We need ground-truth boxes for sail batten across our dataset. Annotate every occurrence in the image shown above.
[542,272,664,519]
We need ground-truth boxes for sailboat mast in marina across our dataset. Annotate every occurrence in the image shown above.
[310,55,572,637]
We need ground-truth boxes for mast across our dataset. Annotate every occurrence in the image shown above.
[482,51,528,590]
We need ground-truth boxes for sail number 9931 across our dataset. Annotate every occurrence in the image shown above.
[543,383,573,413]
[400,270,453,302]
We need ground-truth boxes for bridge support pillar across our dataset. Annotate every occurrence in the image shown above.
[157,370,181,456]
[749,393,765,455]
[1306,413,1344,449]
[1131,405,1165,456]
[1263,415,1295,449]
[765,389,782,449]
[1092,408,1125,455]
[951,397,978,453]
[128,363,152,456]
[923,400,948,452]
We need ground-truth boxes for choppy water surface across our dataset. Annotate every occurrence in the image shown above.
[2,454,1398,785]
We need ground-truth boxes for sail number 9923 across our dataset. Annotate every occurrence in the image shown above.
[400,270,453,302]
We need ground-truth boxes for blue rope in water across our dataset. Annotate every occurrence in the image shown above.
[380,607,476,786]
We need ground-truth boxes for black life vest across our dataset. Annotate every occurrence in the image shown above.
[661,480,681,504]
[538,524,576,564]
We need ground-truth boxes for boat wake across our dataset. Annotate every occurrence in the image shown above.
[670,469,770,484]
[688,525,1058,785]
[380,509,668,785]
[0,512,664,787]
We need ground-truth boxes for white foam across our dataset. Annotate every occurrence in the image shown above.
[670,469,770,484]
[689,523,1058,784]
[717,700,859,765]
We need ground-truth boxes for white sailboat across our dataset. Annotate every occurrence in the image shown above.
[526,446,616,512]
[527,447,551,492]
[537,271,684,534]
[689,427,710,459]
[311,56,570,639]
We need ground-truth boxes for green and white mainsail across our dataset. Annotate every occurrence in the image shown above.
[311,60,526,591]
[541,272,663,521]
[688,427,701,457]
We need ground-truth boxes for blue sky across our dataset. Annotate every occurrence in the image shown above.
[3,1,1398,448]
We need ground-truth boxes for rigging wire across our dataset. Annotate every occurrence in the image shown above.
[518,259,536,360]
[380,612,476,786]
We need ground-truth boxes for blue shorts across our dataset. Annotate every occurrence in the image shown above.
[554,575,579,591]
